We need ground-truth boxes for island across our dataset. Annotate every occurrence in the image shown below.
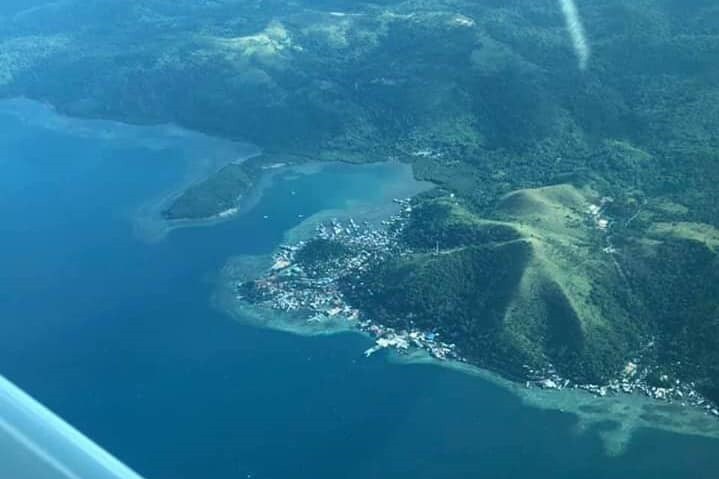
[162,153,307,220]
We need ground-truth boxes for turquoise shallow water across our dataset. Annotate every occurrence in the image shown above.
[0,99,717,479]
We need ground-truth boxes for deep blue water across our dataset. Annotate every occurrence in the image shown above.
[1,100,718,479]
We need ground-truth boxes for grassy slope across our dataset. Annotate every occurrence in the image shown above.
[355,185,719,398]
[346,185,644,383]
[494,186,642,382]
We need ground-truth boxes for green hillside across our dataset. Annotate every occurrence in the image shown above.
[342,184,719,402]
[343,185,645,383]
[624,226,719,400]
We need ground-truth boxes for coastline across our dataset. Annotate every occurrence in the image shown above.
[210,163,719,455]
[9,92,711,474]
[132,149,262,243]
[134,157,422,243]
[211,159,433,337]
[392,350,719,456]
[219,253,719,456]
[14,94,715,456]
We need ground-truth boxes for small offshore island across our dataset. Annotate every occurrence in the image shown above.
[162,152,310,222]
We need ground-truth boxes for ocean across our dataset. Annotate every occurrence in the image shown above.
[0,99,717,479]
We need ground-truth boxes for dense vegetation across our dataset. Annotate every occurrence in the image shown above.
[164,153,303,219]
[295,238,351,271]
[345,190,646,384]
[624,236,719,399]
[2,0,718,399]
[401,197,520,250]
[164,163,255,220]
[343,241,537,378]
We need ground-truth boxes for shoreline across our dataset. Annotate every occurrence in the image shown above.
[391,350,719,455]
[213,179,719,456]
[132,150,263,243]
[220,269,719,456]
[219,272,719,456]
[134,157,424,242]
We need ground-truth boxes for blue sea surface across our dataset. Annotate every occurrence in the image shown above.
[0,99,717,479]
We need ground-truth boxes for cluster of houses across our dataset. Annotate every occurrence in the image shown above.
[360,321,460,361]
[587,196,615,235]
[236,199,459,362]
[526,359,719,417]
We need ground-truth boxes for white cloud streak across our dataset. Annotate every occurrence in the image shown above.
[558,0,591,70]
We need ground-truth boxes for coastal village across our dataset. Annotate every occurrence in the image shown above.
[235,198,719,418]
[525,359,719,418]
[236,198,463,363]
